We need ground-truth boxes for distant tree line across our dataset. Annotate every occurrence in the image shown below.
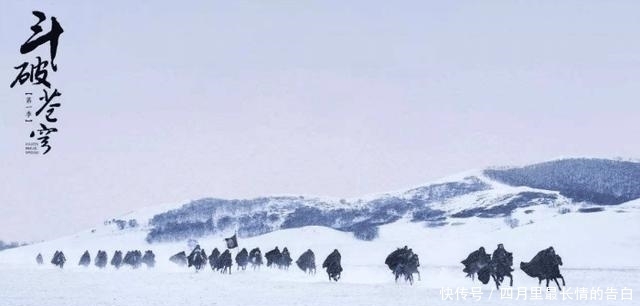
[0,240,27,251]
[484,158,640,205]
[104,218,139,230]
[145,177,489,243]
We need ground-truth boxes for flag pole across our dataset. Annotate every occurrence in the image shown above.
[234,228,238,271]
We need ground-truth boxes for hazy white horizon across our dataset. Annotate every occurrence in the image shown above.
[1,1,639,242]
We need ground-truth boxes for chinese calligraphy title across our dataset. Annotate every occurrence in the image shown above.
[10,11,64,155]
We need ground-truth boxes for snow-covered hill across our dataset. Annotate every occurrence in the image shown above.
[95,158,640,245]
[1,158,639,306]
[2,202,639,269]
[1,158,639,269]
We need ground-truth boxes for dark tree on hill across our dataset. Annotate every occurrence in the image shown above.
[95,250,108,268]
[78,250,91,267]
[36,253,43,265]
[111,250,123,269]
[142,250,156,268]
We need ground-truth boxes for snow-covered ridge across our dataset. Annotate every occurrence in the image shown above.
[85,158,640,244]
[3,158,638,254]
[1,158,639,276]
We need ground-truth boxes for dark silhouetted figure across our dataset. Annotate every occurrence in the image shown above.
[200,249,208,263]
[170,251,188,267]
[489,243,514,289]
[385,246,420,285]
[265,247,282,268]
[51,250,66,268]
[95,250,108,268]
[322,249,343,282]
[461,247,491,282]
[187,245,207,272]
[142,250,155,268]
[235,248,249,270]
[296,249,316,274]
[111,250,123,269]
[123,250,142,269]
[216,249,233,274]
[36,253,43,265]
[249,248,263,270]
[520,247,565,290]
[209,248,220,270]
[279,247,293,270]
[78,250,91,267]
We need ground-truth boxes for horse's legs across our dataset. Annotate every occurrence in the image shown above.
[492,274,500,290]
[546,278,550,288]
[554,278,562,291]
[508,273,513,287]
[559,275,565,286]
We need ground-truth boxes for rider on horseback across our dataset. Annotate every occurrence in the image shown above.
[492,244,514,272]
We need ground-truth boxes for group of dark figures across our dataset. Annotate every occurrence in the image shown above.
[39,244,566,288]
[461,244,566,290]
[169,245,236,274]
[40,249,156,269]
[169,245,342,281]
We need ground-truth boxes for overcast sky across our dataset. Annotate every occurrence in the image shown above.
[1,1,639,242]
